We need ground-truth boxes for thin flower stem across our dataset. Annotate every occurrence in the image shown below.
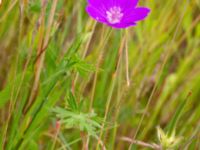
[128,1,189,149]
[96,35,126,150]
[2,35,18,150]
[94,136,107,150]
[15,1,58,148]
[89,27,113,111]
[108,59,123,150]
[23,0,46,113]
[51,125,60,150]
[74,21,97,86]
[125,29,130,87]
[43,132,67,150]
[2,1,27,148]
[106,30,130,149]
[82,21,98,58]
[139,0,190,140]
[120,136,161,149]
[89,27,112,149]
[24,0,58,113]
[80,132,88,150]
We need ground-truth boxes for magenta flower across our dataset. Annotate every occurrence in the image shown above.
[86,0,150,29]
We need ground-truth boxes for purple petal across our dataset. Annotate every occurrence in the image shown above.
[86,6,107,23]
[116,0,139,10]
[123,7,150,23]
[88,0,112,10]
[107,22,136,29]
[86,0,150,29]
[87,0,103,6]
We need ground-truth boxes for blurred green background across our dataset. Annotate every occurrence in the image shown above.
[0,0,200,149]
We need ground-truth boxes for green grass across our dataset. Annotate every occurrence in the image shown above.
[0,0,200,149]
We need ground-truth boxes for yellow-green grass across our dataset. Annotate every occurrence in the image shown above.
[0,0,200,149]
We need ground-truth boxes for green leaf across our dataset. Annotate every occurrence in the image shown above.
[73,55,95,77]
[0,84,11,108]
[166,92,191,135]
[29,0,41,13]
[53,101,102,137]
[67,92,78,111]
[28,140,38,150]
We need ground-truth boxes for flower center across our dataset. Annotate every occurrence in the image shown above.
[106,7,123,24]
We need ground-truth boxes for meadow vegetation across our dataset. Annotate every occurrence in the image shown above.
[0,0,200,149]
